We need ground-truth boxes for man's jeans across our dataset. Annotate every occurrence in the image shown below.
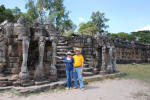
[73,67,84,89]
[66,69,73,88]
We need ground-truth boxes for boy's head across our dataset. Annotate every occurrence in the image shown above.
[66,51,72,57]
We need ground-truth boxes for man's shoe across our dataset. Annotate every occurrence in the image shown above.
[69,87,73,90]
[73,87,78,89]
[65,87,69,90]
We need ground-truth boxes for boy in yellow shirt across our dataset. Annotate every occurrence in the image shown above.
[73,48,85,90]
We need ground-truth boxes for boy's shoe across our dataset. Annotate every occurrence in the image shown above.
[69,87,73,90]
[80,88,85,91]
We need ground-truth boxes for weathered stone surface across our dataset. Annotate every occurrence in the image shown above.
[0,16,149,87]
[0,77,8,81]
[0,81,13,87]
[56,46,72,49]
[20,80,35,87]
[8,74,19,81]
[35,80,50,85]
[9,57,19,63]
[11,67,20,74]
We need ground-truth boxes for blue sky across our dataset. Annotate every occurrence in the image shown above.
[0,0,150,33]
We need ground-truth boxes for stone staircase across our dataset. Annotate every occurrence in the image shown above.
[56,36,73,78]
[56,36,96,78]
[82,43,95,76]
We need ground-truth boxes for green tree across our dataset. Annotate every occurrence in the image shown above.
[108,32,136,41]
[131,31,150,43]
[11,7,24,22]
[0,5,14,22]
[107,33,119,38]
[36,0,75,33]
[25,0,39,23]
[78,21,99,36]
[91,11,109,34]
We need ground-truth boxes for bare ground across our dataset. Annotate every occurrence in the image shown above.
[0,79,150,100]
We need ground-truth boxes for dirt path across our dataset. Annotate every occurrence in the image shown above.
[0,79,150,100]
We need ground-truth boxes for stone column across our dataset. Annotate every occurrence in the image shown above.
[49,37,57,80]
[19,37,30,80]
[93,47,101,74]
[34,37,45,81]
[107,46,113,73]
[112,47,118,72]
[100,46,107,74]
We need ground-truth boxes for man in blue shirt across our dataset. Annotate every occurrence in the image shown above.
[56,52,74,89]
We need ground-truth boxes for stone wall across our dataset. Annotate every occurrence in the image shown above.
[113,39,150,64]
[0,16,149,87]
[0,17,58,86]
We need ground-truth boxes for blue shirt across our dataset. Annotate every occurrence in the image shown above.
[61,57,74,70]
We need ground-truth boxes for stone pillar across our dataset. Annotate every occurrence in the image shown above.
[100,46,107,74]
[49,38,57,80]
[19,37,30,80]
[112,47,118,72]
[34,37,45,81]
[93,47,101,74]
[107,46,113,73]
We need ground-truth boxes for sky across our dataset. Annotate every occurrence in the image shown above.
[0,0,150,33]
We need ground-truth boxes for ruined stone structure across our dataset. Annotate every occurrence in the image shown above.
[0,16,149,87]
[114,39,150,64]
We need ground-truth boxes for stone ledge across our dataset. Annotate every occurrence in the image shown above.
[0,72,122,94]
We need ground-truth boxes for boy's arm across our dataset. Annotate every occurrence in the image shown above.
[55,56,62,59]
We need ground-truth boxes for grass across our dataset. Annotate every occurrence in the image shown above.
[118,64,150,83]
[84,77,103,85]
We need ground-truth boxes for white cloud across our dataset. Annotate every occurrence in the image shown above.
[79,17,85,22]
[135,25,150,32]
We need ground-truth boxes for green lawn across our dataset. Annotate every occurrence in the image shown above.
[118,64,150,83]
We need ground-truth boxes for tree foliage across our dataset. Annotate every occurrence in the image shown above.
[91,11,109,33]
[131,31,150,43]
[78,21,99,36]
[11,7,24,22]
[0,5,14,22]
[108,31,150,43]
[25,0,39,23]
[35,0,76,33]
[78,11,109,36]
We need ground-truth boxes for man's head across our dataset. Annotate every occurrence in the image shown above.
[74,48,82,55]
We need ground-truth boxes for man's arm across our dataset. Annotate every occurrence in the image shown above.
[81,55,84,73]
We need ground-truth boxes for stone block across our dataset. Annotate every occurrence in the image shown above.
[0,81,13,87]
[11,67,20,74]
[21,80,35,87]
[8,74,19,81]
[9,57,19,63]
[0,77,8,81]
[0,57,6,63]
[9,63,19,68]
[8,38,14,45]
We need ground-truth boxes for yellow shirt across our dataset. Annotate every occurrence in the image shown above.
[73,54,84,67]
